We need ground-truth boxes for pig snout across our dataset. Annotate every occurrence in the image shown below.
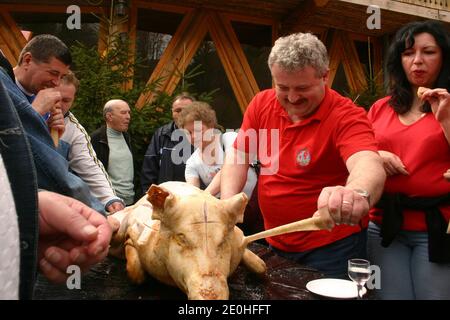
[186,272,229,300]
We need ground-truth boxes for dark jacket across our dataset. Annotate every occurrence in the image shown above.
[376,192,450,263]
[90,125,132,170]
[140,121,194,193]
[0,80,38,300]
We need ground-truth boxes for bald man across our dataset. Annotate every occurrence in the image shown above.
[90,99,135,205]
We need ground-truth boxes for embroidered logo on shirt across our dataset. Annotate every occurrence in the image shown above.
[296,148,311,167]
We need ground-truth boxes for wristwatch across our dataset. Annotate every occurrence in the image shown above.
[353,189,371,206]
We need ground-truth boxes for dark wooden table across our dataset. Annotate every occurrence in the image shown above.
[33,242,325,300]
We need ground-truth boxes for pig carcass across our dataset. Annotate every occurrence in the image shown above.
[109,181,266,300]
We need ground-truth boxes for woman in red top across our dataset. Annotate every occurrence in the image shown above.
[367,20,450,299]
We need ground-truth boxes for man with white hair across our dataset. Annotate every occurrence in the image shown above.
[220,32,386,278]
[91,99,135,205]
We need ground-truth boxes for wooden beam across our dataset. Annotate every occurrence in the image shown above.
[96,3,135,89]
[126,0,138,90]
[0,4,104,14]
[400,0,449,10]
[94,0,138,88]
[348,32,380,42]
[271,21,279,89]
[371,36,384,87]
[207,11,260,113]
[223,12,276,26]
[97,15,109,55]
[134,0,191,15]
[314,0,330,7]
[136,9,209,109]
[319,28,329,44]
[339,31,367,93]
[281,0,325,35]
[327,30,343,88]
[338,0,450,22]
[272,21,279,45]
[0,11,27,66]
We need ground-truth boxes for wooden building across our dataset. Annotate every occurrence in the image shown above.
[1,0,449,116]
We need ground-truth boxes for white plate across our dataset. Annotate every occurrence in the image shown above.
[306,278,367,299]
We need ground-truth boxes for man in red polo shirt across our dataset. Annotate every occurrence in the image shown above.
[220,32,386,278]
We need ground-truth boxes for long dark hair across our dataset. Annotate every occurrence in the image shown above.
[386,20,450,114]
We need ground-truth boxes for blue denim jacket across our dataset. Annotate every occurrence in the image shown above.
[0,81,38,299]
[0,67,106,215]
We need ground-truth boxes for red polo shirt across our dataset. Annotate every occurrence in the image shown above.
[234,87,378,252]
[368,97,450,231]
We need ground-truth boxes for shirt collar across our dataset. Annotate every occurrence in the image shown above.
[106,126,122,136]
[15,78,34,97]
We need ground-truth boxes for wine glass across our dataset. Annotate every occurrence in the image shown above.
[348,258,370,299]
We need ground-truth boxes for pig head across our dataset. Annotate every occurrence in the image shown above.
[109,181,266,300]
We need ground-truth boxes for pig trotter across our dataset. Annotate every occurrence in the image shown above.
[125,242,147,284]
[242,249,266,275]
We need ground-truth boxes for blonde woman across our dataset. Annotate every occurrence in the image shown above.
[177,102,257,199]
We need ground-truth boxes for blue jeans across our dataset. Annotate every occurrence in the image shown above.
[367,222,450,300]
[270,231,367,279]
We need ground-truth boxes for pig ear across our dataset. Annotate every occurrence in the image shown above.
[147,184,176,219]
[224,192,248,224]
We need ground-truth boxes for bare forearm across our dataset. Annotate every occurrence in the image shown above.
[220,150,249,199]
[316,151,386,226]
[439,121,450,146]
[205,171,221,196]
[345,151,386,207]
[186,177,201,188]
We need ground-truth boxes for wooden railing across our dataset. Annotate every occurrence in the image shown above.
[339,0,450,22]
[395,0,449,10]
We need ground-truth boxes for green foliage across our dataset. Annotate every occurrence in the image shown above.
[345,70,384,110]
[70,34,218,197]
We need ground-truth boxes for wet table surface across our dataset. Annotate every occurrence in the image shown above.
[33,242,327,300]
